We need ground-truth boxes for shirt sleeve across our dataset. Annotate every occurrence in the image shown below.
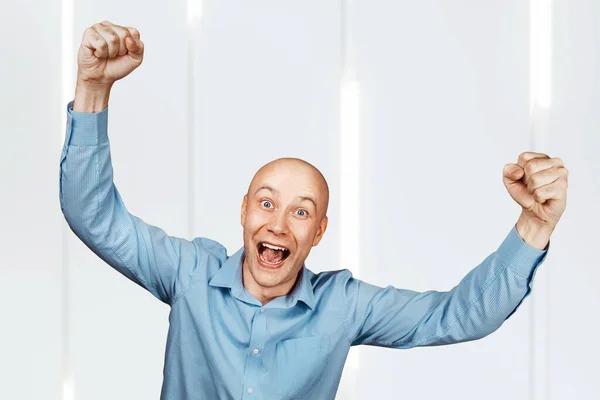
[340,226,548,348]
[59,100,208,305]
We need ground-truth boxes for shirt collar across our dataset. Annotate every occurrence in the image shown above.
[208,247,244,289]
[208,247,316,310]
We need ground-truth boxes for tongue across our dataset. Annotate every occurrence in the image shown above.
[263,248,284,263]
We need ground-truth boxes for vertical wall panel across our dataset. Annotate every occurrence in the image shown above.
[192,1,341,280]
[68,2,189,399]
[0,1,63,400]
[547,1,600,398]
[355,1,532,398]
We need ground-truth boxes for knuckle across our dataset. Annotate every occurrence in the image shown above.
[553,157,564,166]
[525,160,537,176]
[94,25,118,41]
[535,187,549,200]
[85,27,99,39]
[528,171,537,183]
[106,30,119,42]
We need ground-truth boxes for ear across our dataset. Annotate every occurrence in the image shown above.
[312,215,328,246]
[241,194,248,226]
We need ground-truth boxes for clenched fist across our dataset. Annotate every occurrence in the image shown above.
[77,21,144,87]
[503,152,569,249]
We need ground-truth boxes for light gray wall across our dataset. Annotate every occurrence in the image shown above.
[354,1,533,399]
[546,1,600,398]
[0,0,64,399]
[1,1,598,399]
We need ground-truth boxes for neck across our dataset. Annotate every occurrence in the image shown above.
[241,258,299,305]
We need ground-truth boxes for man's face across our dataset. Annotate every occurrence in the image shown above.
[241,159,328,299]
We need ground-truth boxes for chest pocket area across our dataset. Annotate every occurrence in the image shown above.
[272,335,331,398]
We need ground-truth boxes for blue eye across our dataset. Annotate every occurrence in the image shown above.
[262,200,272,208]
[296,209,307,217]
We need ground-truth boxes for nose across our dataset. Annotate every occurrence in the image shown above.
[267,210,289,236]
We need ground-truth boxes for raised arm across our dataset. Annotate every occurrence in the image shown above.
[341,152,568,348]
[340,225,548,348]
[60,21,211,305]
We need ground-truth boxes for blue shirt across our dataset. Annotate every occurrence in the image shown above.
[59,100,548,400]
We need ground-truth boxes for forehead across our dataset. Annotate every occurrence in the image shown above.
[250,163,322,199]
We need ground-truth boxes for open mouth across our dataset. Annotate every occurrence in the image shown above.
[257,242,291,268]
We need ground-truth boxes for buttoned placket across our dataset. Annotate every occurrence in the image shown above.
[242,307,267,398]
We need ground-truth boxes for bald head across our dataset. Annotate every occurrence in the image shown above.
[247,158,329,219]
[240,158,330,302]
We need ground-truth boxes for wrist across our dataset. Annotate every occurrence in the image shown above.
[73,80,112,113]
[515,213,554,251]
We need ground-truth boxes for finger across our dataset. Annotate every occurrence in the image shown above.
[517,152,550,169]
[124,26,141,40]
[503,164,535,210]
[532,177,568,203]
[100,21,131,56]
[527,166,568,192]
[92,23,121,58]
[523,157,564,183]
[82,27,109,59]
[503,163,524,183]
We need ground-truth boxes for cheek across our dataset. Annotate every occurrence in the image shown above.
[290,222,317,246]
[244,209,266,231]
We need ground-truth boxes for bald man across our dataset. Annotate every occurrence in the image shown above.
[60,21,568,399]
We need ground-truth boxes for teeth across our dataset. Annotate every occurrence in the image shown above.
[261,242,288,252]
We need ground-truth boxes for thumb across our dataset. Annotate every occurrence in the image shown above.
[125,36,144,59]
[503,163,533,209]
[504,163,524,181]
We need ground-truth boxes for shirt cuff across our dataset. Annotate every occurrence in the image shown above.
[64,100,109,146]
[496,224,549,278]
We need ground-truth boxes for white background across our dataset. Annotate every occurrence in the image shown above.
[1,1,598,399]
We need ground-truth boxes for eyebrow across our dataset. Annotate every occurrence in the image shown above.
[255,185,317,210]
[298,196,317,210]
[255,185,278,196]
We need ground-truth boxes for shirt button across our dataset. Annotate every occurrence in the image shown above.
[248,387,253,393]
[260,308,264,313]
[253,348,259,355]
